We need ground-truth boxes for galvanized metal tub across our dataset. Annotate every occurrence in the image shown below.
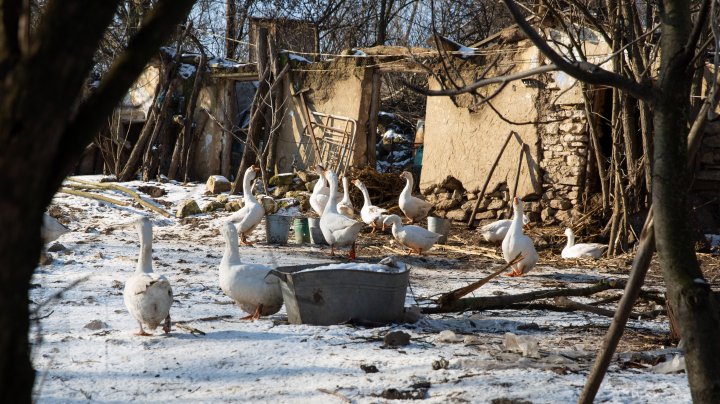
[270,264,409,326]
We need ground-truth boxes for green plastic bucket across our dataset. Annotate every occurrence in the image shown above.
[293,217,310,244]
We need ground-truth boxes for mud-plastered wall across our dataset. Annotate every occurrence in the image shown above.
[421,46,543,198]
[275,59,373,174]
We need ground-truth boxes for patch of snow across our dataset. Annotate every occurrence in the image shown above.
[160,46,176,58]
[29,178,692,402]
[178,63,196,79]
[391,150,411,160]
[288,53,311,63]
[299,260,407,273]
[704,234,720,247]
[207,58,243,69]
[352,49,367,57]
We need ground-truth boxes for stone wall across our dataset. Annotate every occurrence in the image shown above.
[537,106,588,224]
[422,29,610,226]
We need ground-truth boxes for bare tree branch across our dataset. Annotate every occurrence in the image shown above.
[49,0,196,195]
[404,64,557,96]
[682,0,711,64]
[501,0,654,100]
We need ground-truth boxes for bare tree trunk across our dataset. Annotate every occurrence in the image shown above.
[264,34,284,174]
[366,69,381,168]
[0,1,195,400]
[140,79,177,181]
[225,0,238,59]
[232,27,269,193]
[181,35,207,182]
[653,12,720,403]
[120,26,186,181]
[582,85,609,212]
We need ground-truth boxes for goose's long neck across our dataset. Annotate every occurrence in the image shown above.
[565,231,575,249]
[243,171,258,204]
[136,226,153,274]
[221,225,241,268]
[359,183,371,208]
[341,177,351,203]
[323,174,340,215]
[312,176,325,195]
[390,218,403,237]
[400,175,412,197]
[510,204,524,235]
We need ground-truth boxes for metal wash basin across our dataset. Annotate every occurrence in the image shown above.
[269,260,409,326]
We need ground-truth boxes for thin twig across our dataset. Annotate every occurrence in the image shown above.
[436,253,523,306]
[175,323,206,336]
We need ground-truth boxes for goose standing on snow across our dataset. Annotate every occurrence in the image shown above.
[320,169,364,259]
[352,179,388,233]
[502,197,538,277]
[399,171,433,223]
[336,176,354,217]
[561,228,608,259]
[309,164,344,216]
[228,165,265,245]
[219,221,283,320]
[480,214,530,243]
[383,214,441,255]
[123,217,173,336]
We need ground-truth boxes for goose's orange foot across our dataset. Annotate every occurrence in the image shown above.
[241,305,263,321]
[348,243,357,260]
[239,235,254,246]
[505,268,523,277]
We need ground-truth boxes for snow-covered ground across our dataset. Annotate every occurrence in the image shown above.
[31,176,690,402]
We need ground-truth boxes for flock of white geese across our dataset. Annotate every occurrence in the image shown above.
[44,165,607,336]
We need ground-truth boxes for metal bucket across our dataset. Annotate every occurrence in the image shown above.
[270,266,409,326]
[293,217,310,244]
[427,216,450,244]
[265,215,292,245]
[308,217,327,245]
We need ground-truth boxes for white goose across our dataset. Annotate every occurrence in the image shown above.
[309,164,344,216]
[561,228,608,259]
[480,214,530,243]
[399,171,433,223]
[123,217,173,336]
[220,221,283,319]
[352,179,388,233]
[501,197,538,277]
[336,176,354,218]
[383,214,441,255]
[41,213,69,244]
[320,169,364,259]
[228,165,265,245]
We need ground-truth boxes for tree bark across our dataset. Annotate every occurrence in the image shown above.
[225,0,238,59]
[232,27,269,193]
[653,0,720,397]
[0,0,194,399]
[181,35,207,182]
